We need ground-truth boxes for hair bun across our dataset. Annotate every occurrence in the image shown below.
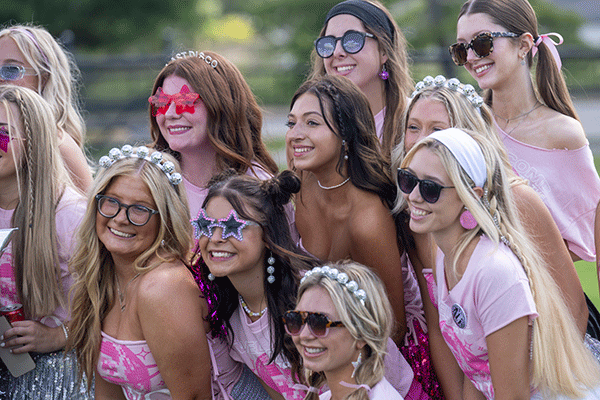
[264,170,301,207]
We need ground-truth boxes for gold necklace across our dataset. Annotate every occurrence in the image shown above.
[116,273,141,312]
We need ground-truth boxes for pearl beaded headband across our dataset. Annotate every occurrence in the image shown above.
[301,265,367,306]
[411,75,484,110]
[99,145,183,186]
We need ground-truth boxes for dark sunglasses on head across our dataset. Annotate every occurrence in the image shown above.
[315,30,375,58]
[397,169,454,204]
[449,32,519,66]
[0,64,36,81]
[283,310,344,338]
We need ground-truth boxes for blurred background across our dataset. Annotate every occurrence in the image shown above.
[2,0,600,300]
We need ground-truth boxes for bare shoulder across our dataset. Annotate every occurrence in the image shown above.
[348,192,395,241]
[137,259,202,306]
[539,110,587,150]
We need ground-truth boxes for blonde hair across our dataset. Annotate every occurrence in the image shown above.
[309,0,413,156]
[402,131,600,397]
[298,261,392,400]
[67,153,192,390]
[0,85,73,318]
[0,24,86,147]
[391,81,517,215]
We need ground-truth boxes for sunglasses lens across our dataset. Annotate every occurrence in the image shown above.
[1,65,23,81]
[450,44,468,66]
[315,37,336,58]
[283,311,303,335]
[420,180,443,203]
[397,170,418,195]
[472,34,493,58]
[307,313,329,337]
[342,31,366,54]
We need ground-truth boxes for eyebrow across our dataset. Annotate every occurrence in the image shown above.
[287,110,323,119]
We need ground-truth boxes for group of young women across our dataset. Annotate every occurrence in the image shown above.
[1,0,600,399]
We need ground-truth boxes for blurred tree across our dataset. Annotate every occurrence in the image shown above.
[0,0,199,51]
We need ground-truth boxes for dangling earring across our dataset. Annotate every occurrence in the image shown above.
[351,352,363,378]
[378,63,389,80]
[342,139,349,160]
[208,273,215,281]
[460,208,477,230]
[267,252,276,284]
[520,54,526,66]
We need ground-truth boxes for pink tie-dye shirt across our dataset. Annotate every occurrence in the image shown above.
[435,236,537,399]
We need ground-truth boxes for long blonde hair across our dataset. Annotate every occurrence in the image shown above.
[402,131,600,397]
[0,24,86,147]
[67,152,192,390]
[0,85,73,318]
[298,261,393,400]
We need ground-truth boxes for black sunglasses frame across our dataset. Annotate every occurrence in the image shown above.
[95,194,159,226]
[397,169,454,204]
[282,310,344,338]
[449,32,519,66]
[315,30,375,58]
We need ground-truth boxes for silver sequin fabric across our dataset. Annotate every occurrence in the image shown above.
[3,350,92,400]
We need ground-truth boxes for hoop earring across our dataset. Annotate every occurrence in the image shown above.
[267,252,276,284]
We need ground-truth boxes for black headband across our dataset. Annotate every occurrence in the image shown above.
[325,0,395,43]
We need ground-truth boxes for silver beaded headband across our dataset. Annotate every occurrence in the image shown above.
[167,50,218,68]
[99,145,183,186]
[301,266,367,306]
[411,75,484,110]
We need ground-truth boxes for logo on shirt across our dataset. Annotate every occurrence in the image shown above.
[451,303,467,329]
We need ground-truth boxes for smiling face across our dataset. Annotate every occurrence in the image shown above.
[198,196,266,285]
[96,175,160,266]
[292,285,363,381]
[323,14,386,97]
[456,13,521,90]
[0,36,38,91]
[155,74,210,156]
[404,97,452,152]
[402,147,464,242]
[286,92,342,175]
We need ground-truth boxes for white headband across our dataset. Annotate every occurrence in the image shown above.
[429,128,486,188]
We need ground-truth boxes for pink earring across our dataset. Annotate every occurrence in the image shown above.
[459,208,477,229]
[378,64,389,80]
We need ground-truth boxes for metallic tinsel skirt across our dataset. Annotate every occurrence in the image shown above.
[0,350,92,400]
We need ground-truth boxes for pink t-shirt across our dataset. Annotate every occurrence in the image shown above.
[0,186,85,323]
[498,124,600,262]
[319,377,403,400]
[436,235,538,399]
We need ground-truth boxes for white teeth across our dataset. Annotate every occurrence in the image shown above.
[336,66,353,72]
[211,251,233,258]
[411,208,429,217]
[305,347,325,354]
[475,64,491,74]
[109,228,134,238]
[295,147,312,153]
[168,126,190,133]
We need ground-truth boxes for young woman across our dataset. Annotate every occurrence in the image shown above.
[193,170,318,400]
[68,146,213,399]
[400,127,600,399]
[452,0,600,265]
[289,261,402,400]
[148,50,278,219]
[0,24,92,191]
[286,75,428,399]
[0,85,88,398]
[392,75,589,336]
[309,0,412,155]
